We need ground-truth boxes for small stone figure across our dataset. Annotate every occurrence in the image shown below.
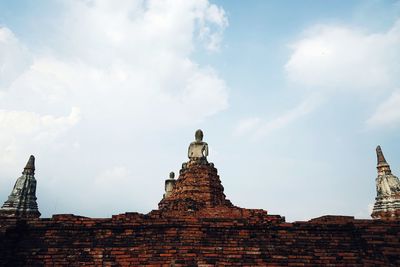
[164,171,176,199]
[0,155,41,218]
[188,129,208,162]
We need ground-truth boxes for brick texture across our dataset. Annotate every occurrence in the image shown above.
[0,214,399,266]
[0,162,399,266]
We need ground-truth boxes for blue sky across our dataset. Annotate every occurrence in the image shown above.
[0,0,399,221]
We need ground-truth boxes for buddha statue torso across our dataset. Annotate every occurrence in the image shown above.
[188,129,208,161]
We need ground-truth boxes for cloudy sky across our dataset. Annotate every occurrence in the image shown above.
[1,0,399,222]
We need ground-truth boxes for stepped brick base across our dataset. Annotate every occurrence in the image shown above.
[158,162,233,211]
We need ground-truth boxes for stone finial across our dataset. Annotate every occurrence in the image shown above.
[188,129,209,162]
[376,146,391,175]
[169,172,175,179]
[23,155,35,175]
[376,146,389,166]
[0,155,40,218]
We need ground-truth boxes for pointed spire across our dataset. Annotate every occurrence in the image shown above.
[376,146,391,175]
[376,146,388,165]
[23,155,35,175]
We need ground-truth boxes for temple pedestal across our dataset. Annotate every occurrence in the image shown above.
[158,161,233,211]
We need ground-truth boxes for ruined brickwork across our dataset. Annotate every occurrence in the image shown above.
[0,131,399,266]
[158,162,233,212]
[0,213,399,266]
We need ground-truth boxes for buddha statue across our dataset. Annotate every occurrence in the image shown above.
[188,129,208,162]
[164,172,176,198]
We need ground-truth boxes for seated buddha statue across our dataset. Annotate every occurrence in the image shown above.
[188,129,208,162]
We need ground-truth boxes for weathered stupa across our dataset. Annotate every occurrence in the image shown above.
[0,155,40,218]
[371,146,400,220]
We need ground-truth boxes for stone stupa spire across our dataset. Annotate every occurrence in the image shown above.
[23,155,36,175]
[376,145,391,175]
[371,146,400,220]
[0,155,41,218]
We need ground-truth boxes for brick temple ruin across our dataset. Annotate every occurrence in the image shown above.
[0,130,399,266]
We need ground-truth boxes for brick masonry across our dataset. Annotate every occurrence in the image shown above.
[0,158,399,266]
[0,213,399,266]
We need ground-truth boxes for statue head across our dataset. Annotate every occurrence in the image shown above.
[195,129,203,142]
[169,172,175,179]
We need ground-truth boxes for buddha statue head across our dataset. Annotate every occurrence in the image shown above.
[195,129,204,142]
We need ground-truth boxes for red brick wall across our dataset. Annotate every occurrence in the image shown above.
[1,163,399,265]
[1,213,399,266]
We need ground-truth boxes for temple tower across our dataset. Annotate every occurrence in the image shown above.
[158,130,232,211]
[371,146,400,220]
[0,155,41,218]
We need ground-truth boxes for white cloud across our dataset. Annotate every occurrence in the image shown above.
[0,27,32,89]
[285,19,400,132]
[0,107,80,135]
[0,108,80,164]
[1,0,228,127]
[367,90,400,128]
[233,117,262,137]
[234,94,322,139]
[286,19,400,92]
[0,0,229,217]
[59,0,227,60]
[197,3,228,51]
[0,0,229,144]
